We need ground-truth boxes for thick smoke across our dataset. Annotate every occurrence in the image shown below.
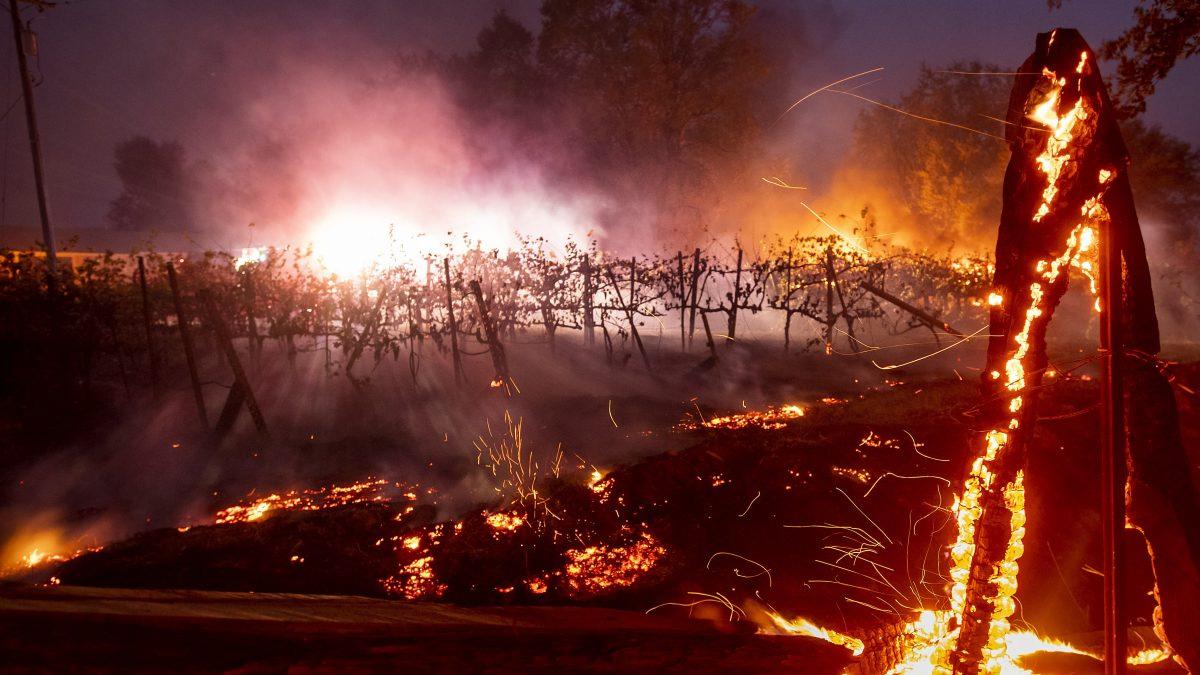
[86,2,598,255]
[96,1,857,255]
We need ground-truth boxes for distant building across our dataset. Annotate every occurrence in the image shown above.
[0,227,257,273]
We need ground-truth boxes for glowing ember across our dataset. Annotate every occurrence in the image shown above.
[1128,647,1170,665]
[682,403,805,431]
[10,543,103,572]
[857,431,901,452]
[831,466,871,484]
[485,511,526,533]
[212,478,403,525]
[527,532,666,597]
[383,556,446,600]
[761,611,865,656]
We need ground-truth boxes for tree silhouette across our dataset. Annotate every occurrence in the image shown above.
[106,136,194,231]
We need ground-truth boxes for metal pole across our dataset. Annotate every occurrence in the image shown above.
[8,1,55,271]
[1100,204,1127,675]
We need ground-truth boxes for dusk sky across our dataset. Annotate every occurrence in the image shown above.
[0,0,1195,242]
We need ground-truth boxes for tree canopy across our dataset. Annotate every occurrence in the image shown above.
[1051,0,1200,116]
[107,136,194,231]
[851,63,1011,248]
[852,61,1200,253]
[463,0,769,239]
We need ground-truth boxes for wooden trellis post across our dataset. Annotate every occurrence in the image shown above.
[199,289,268,442]
[823,245,835,354]
[728,245,742,342]
[539,257,557,353]
[700,312,718,361]
[581,254,595,346]
[782,249,794,354]
[676,251,687,351]
[443,258,465,385]
[166,261,208,434]
[469,279,510,385]
[605,260,651,371]
[136,256,160,397]
[242,267,261,364]
[862,281,964,338]
[688,248,700,351]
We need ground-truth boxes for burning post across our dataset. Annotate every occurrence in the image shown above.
[938,29,1200,674]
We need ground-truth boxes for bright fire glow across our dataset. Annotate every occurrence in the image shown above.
[771,609,1166,673]
[307,206,407,277]
[762,611,866,655]
[234,246,268,268]
[485,511,526,533]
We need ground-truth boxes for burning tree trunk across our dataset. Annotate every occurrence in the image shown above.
[1106,158,1200,670]
[941,29,1200,673]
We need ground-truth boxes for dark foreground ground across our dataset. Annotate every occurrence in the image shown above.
[0,585,851,674]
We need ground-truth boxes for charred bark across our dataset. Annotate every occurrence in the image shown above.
[948,29,1200,673]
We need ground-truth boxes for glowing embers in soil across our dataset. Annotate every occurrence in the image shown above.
[677,403,806,431]
[211,478,417,525]
[385,509,666,601]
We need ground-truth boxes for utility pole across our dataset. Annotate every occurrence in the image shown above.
[8,0,55,271]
